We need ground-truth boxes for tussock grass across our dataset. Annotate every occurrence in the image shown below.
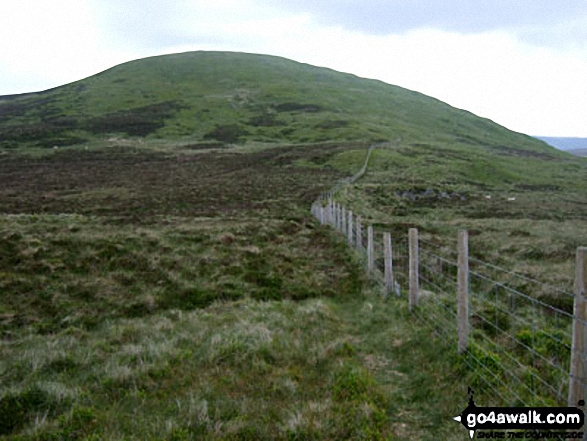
[0,214,362,337]
[3,289,473,439]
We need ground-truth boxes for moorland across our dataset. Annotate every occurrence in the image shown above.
[1,51,587,440]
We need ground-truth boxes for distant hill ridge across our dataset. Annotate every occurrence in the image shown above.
[535,136,587,152]
[0,51,558,154]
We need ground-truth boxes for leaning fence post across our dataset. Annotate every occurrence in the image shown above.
[384,232,394,297]
[367,225,374,274]
[569,247,587,406]
[348,211,354,246]
[458,230,470,354]
[409,228,420,310]
[356,216,363,251]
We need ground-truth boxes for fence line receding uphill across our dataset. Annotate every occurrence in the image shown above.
[310,141,587,409]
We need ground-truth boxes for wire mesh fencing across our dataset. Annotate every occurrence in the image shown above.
[415,238,460,341]
[311,197,587,408]
[465,255,575,406]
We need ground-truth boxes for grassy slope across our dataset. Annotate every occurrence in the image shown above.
[2,51,587,439]
[333,141,587,299]
[0,51,557,155]
[0,142,469,439]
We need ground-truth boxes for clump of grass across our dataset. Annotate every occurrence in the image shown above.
[2,298,397,438]
[0,383,77,436]
[0,214,364,337]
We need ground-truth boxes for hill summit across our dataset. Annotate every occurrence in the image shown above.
[0,51,551,154]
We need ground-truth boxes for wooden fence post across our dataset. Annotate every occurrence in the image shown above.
[348,211,354,246]
[569,247,587,406]
[384,232,394,297]
[320,206,325,225]
[341,207,347,234]
[356,216,363,250]
[328,200,333,226]
[409,228,419,310]
[458,230,469,354]
[368,225,374,274]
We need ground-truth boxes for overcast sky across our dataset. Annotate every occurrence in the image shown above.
[1,1,586,137]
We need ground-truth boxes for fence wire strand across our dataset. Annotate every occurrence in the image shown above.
[312,192,582,408]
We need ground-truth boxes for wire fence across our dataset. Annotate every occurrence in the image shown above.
[311,197,587,409]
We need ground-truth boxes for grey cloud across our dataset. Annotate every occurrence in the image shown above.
[259,0,587,36]
[87,0,587,52]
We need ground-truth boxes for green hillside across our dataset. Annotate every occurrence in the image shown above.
[2,51,587,439]
[0,51,556,155]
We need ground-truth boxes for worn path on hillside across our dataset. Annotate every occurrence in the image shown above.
[325,136,402,197]
[333,294,469,439]
[315,136,471,439]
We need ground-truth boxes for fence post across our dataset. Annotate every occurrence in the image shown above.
[356,216,363,250]
[341,207,347,234]
[319,206,325,225]
[384,232,394,297]
[569,247,587,406]
[368,225,374,274]
[409,228,419,310]
[458,230,470,354]
[348,211,354,246]
[329,200,334,226]
[335,203,340,230]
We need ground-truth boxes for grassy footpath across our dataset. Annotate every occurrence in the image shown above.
[3,126,584,438]
[320,138,587,410]
[332,141,587,299]
[1,292,472,440]
[0,141,473,439]
[1,214,472,440]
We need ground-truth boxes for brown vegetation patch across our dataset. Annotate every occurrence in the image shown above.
[273,102,323,113]
[0,144,358,217]
[86,101,188,137]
